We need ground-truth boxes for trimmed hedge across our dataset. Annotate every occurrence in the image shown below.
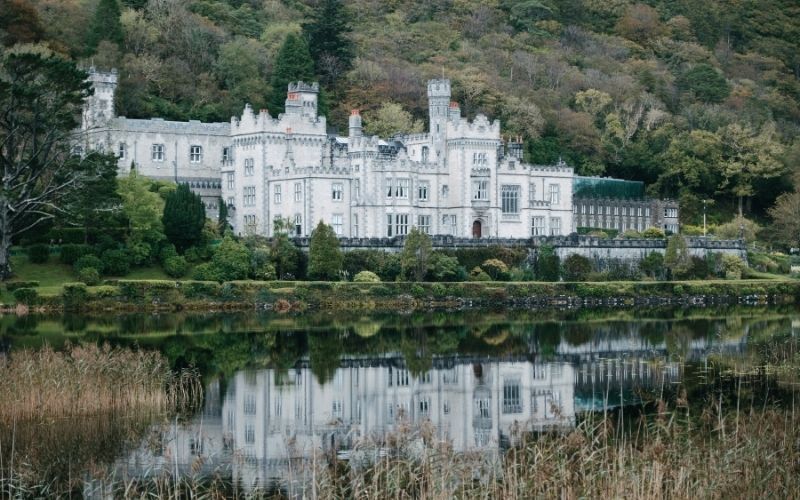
[6,281,40,291]
[13,287,38,304]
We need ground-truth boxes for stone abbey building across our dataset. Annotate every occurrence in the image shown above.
[82,68,678,239]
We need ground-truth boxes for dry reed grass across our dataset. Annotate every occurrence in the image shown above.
[0,344,201,497]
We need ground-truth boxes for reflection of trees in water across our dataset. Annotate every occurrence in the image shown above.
[308,329,343,384]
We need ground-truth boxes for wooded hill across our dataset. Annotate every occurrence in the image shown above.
[2,0,799,240]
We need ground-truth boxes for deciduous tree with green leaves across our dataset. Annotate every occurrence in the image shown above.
[400,227,432,281]
[308,220,342,280]
[664,234,691,279]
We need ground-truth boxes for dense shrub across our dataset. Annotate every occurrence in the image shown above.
[481,259,510,280]
[642,227,666,239]
[354,270,381,282]
[78,267,101,285]
[184,245,212,263]
[562,254,592,281]
[427,253,463,281]
[535,245,560,281]
[444,246,527,270]
[193,263,223,282]
[183,281,221,298]
[13,287,38,304]
[5,281,40,291]
[27,244,50,264]
[163,256,189,278]
[74,255,104,274]
[62,283,88,309]
[720,254,746,279]
[252,262,277,280]
[342,250,401,282]
[205,236,250,281]
[469,266,492,281]
[101,249,131,276]
[639,252,664,279]
[158,243,179,264]
[60,244,93,265]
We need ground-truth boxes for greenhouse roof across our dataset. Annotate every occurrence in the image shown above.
[573,176,645,200]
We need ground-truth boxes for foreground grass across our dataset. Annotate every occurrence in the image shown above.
[0,344,201,497]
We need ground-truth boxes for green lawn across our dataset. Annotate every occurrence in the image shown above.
[1,254,171,303]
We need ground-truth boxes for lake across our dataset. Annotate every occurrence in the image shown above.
[1,307,798,497]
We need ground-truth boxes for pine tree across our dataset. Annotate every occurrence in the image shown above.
[268,33,315,114]
[303,0,354,86]
[218,197,229,234]
[162,184,207,253]
[85,0,124,55]
[308,220,342,280]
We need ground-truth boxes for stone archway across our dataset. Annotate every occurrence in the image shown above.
[472,220,482,239]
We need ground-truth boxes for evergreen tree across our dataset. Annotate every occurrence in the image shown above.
[268,33,315,114]
[218,197,229,234]
[64,151,124,244]
[303,0,355,87]
[308,220,342,280]
[85,0,124,55]
[535,245,561,281]
[162,183,206,253]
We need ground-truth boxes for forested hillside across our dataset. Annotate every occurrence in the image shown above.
[1,0,799,241]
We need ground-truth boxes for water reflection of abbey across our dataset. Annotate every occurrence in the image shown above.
[112,331,747,490]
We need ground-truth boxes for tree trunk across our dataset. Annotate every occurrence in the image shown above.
[0,204,12,281]
[738,195,743,218]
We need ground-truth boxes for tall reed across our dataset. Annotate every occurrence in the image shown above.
[0,344,201,497]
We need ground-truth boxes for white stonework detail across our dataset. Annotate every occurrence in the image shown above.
[82,69,673,237]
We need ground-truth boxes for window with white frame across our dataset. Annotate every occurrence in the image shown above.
[549,184,560,205]
[243,215,257,234]
[503,378,522,414]
[274,184,282,204]
[190,145,203,163]
[118,142,126,159]
[291,182,300,201]
[352,214,359,237]
[222,147,230,162]
[473,180,489,200]
[645,207,651,217]
[614,206,619,216]
[294,214,302,236]
[472,152,488,165]
[332,214,343,235]
[244,423,255,444]
[354,179,360,199]
[529,183,536,205]
[442,214,457,234]
[386,214,409,236]
[386,179,394,198]
[501,185,520,214]
[531,216,546,236]
[421,146,429,162]
[581,205,586,215]
[332,182,343,201]
[441,185,449,198]
[476,398,490,419]
[637,207,643,216]
[332,400,343,418]
[418,182,429,201]
[589,205,595,215]
[151,144,165,162]
[243,187,256,207]
[244,158,254,176]
[549,217,561,235]
[226,196,234,208]
[443,400,451,414]
[395,178,410,198]
[226,172,234,190]
[243,394,256,415]
[665,207,678,218]
[417,215,431,234]
[418,397,430,417]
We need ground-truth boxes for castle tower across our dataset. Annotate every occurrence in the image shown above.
[82,67,117,130]
[427,78,451,161]
[348,109,362,137]
[284,81,319,119]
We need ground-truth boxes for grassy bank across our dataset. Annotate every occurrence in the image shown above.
[3,277,800,314]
